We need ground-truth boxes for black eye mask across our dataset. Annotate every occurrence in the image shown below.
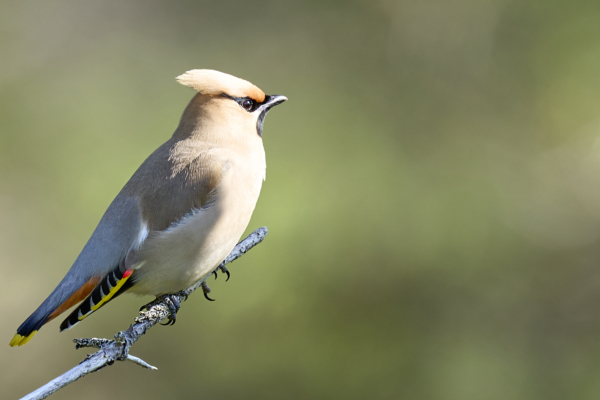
[221,94,287,136]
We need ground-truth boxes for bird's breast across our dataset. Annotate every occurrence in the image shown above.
[129,153,264,296]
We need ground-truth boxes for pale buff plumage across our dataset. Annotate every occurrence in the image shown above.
[10,69,286,346]
[126,87,268,294]
[176,69,266,102]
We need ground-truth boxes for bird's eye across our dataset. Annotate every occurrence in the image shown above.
[242,99,254,111]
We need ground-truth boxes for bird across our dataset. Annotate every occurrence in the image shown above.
[9,69,287,347]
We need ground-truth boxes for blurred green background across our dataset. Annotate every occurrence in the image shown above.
[2,0,600,399]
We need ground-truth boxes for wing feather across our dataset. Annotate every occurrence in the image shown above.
[12,138,224,343]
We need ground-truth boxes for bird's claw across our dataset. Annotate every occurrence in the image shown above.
[201,281,215,301]
[218,265,231,282]
[175,291,189,302]
[140,291,187,313]
[159,294,181,326]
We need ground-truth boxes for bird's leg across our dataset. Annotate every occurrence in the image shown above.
[158,294,182,326]
[212,270,218,279]
[140,291,188,312]
[201,281,215,301]
[218,264,231,281]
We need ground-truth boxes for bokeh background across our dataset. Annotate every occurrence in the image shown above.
[2,0,600,399]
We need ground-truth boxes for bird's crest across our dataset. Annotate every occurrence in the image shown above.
[176,69,265,103]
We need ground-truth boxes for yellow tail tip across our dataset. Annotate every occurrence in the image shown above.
[9,331,37,347]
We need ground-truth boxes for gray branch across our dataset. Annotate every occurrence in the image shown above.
[19,227,268,400]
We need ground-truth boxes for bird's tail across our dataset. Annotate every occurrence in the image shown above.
[10,276,101,347]
[60,266,134,331]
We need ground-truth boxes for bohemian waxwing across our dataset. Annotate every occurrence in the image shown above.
[10,69,287,346]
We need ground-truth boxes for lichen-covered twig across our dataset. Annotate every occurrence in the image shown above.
[19,227,268,400]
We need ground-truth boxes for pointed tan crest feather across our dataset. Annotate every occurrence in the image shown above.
[176,69,265,102]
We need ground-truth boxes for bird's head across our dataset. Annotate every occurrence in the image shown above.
[176,69,287,138]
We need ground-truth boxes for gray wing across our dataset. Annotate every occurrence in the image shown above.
[18,138,221,334]
[68,194,143,278]
[20,194,143,330]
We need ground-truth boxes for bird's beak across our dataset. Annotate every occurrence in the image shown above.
[259,95,288,112]
[255,95,287,137]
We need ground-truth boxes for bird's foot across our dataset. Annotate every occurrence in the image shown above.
[201,281,215,301]
[218,264,231,281]
[207,264,231,283]
[159,294,182,326]
[140,291,188,312]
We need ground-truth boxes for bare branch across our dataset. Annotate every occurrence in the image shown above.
[19,227,268,400]
[126,355,157,370]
